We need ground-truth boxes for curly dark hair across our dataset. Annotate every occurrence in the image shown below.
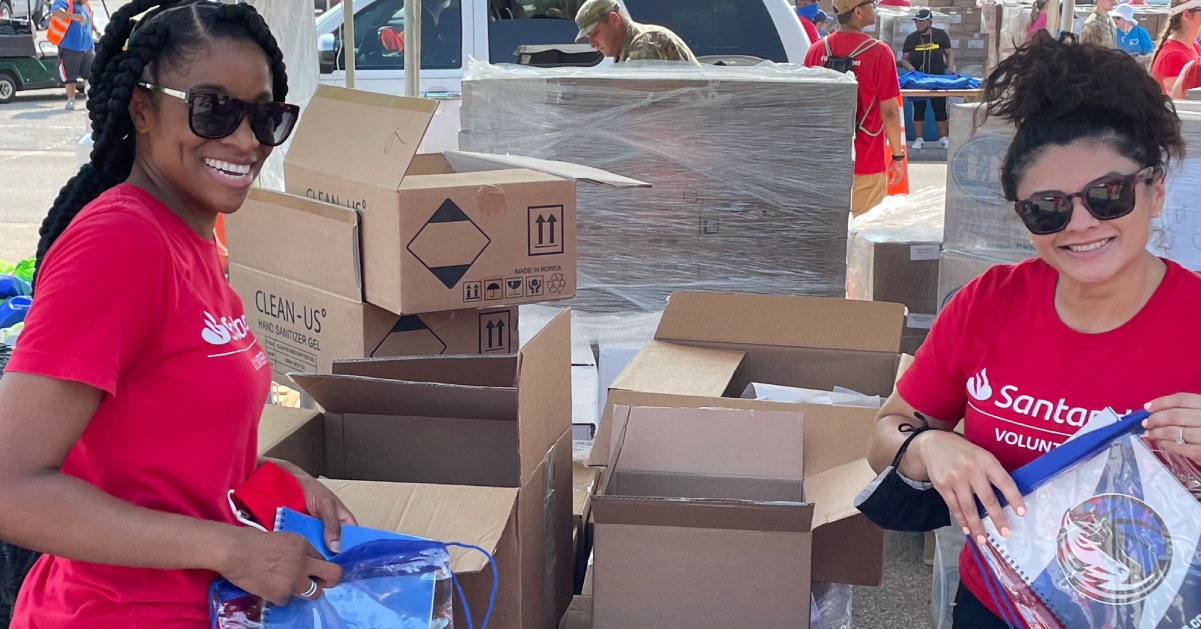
[980,30,1184,202]
[33,0,289,277]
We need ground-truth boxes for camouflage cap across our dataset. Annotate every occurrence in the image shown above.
[575,0,622,42]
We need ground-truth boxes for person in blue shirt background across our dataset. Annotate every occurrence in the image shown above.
[1112,3,1154,65]
[50,0,100,110]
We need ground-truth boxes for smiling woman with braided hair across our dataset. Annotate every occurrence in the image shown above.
[0,1,357,626]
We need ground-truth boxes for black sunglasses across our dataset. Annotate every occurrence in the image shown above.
[1014,166,1158,236]
[138,82,300,147]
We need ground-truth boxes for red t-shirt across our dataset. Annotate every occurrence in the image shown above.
[804,32,901,176]
[1179,59,1201,95]
[1151,38,1201,93]
[5,184,272,628]
[897,258,1201,623]
[799,15,821,46]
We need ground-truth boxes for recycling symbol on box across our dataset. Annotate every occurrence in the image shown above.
[407,199,491,289]
[547,273,566,294]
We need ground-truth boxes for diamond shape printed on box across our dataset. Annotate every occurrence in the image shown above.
[406,199,492,289]
[370,315,448,356]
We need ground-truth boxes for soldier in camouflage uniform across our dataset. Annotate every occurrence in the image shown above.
[574,0,699,64]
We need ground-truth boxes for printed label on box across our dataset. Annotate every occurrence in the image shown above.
[528,205,565,256]
[907,314,937,329]
[910,244,941,261]
[949,13,963,22]
[479,310,513,353]
[968,39,986,49]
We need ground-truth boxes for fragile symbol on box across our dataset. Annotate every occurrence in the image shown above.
[479,310,512,353]
[528,205,564,256]
[526,275,545,297]
[484,279,504,301]
[463,281,482,303]
[505,277,524,299]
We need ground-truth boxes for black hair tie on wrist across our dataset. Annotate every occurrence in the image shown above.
[854,411,953,532]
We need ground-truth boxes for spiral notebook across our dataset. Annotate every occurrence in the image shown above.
[983,423,1201,629]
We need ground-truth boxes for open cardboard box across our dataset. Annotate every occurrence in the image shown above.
[283,86,648,315]
[256,311,574,629]
[588,291,906,585]
[227,188,519,383]
[591,406,873,629]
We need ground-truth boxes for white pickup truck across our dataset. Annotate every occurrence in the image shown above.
[314,0,812,151]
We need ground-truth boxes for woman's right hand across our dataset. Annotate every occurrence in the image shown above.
[914,430,1026,545]
[216,528,343,606]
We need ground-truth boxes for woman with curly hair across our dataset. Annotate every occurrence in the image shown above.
[866,31,1201,628]
[0,2,356,627]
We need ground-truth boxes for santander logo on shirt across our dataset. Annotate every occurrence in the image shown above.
[202,311,249,346]
[964,368,1132,456]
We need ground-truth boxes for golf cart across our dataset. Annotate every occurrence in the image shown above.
[0,0,61,103]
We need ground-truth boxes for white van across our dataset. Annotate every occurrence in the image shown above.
[313,0,812,151]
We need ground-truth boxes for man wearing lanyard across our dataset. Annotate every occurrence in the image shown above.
[900,9,954,151]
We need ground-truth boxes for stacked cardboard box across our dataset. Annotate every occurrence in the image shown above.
[939,103,1201,308]
[573,291,902,628]
[227,86,645,381]
[877,6,992,75]
[257,312,575,629]
[460,64,859,313]
[847,188,945,354]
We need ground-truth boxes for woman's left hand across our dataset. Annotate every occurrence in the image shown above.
[274,460,358,554]
[1143,394,1201,464]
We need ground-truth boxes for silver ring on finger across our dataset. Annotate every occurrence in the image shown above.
[1178,426,1187,446]
[301,579,319,599]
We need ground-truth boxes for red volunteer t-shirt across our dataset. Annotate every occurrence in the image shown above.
[5,184,272,628]
[804,32,901,176]
[897,258,1201,623]
[1151,39,1201,94]
[799,15,821,47]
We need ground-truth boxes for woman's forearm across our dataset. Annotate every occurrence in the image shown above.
[0,469,240,574]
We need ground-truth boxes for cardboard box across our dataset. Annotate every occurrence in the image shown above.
[589,291,903,585]
[572,462,602,595]
[558,596,593,629]
[227,189,519,383]
[284,86,647,315]
[592,406,875,629]
[270,312,574,629]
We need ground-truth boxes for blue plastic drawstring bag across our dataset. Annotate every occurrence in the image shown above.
[0,296,31,329]
[971,409,1201,629]
[0,275,31,300]
[210,510,497,629]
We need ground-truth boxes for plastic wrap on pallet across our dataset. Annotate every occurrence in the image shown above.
[460,60,858,313]
[847,187,945,303]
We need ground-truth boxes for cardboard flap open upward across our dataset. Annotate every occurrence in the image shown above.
[612,406,803,480]
[285,85,437,191]
[656,292,905,353]
[332,355,519,388]
[288,372,518,421]
[443,151,651,188]
[515,310,572,485]
[804,459,877,529]
[225,188,361,301]
[257,405,322,454]
[610,340,744,397]
[320,479,518,574]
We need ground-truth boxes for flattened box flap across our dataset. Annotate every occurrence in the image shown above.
[443,151,652,188]
[609,340,744,397]
[288,372,518,421]
[285,85,437,191]
[320,478,517,574]
[226,188,361,301]
[610,406,803,480]
[657,291,905,353]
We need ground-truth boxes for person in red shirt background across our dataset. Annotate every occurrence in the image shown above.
[795,0,822,45]
[866,32,1201,628]
[0,1,356,627]
[804,0,906,215]
[1150,0,1201,94]
[1171,57,1201,97]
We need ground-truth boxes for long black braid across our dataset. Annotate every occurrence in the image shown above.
[32,0,289,278]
